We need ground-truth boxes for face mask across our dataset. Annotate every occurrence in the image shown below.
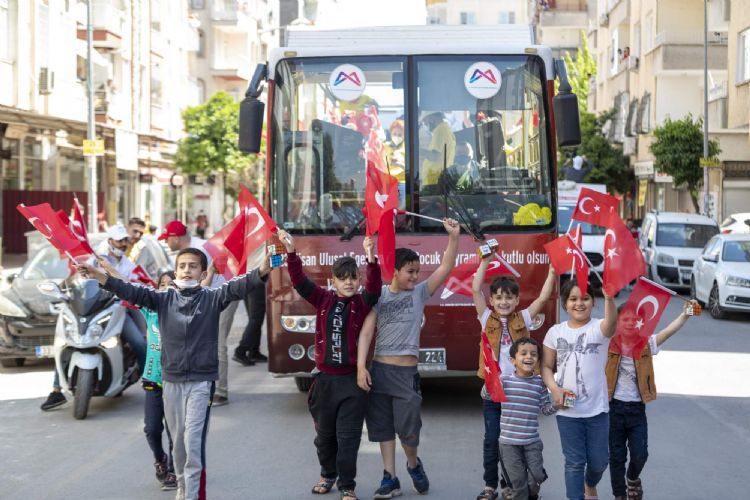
[109,245,125,258]
[173,279,199,290]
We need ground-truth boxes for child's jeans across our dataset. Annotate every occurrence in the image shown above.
[482,399,509,490]
[609,399,648,497]
[144,385,174,470]
[556,412,609,500]
[308,372,367,492]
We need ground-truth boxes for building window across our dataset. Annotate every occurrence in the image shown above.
[739,28,750,83]
[197,28,205,58]
[190,0,205,9]
[151,60,163,106]
[498,11,515,24]
[459,11,475,24]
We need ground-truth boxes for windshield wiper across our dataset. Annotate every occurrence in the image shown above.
[441,180,485,241]
[340,216,365,241]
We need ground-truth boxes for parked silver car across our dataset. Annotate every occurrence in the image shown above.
[0,234,170,367]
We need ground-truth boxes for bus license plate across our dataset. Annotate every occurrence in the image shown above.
[418,348,446,371]
[35,346,54,358]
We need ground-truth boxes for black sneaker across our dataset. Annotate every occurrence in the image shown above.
[407,457,429,494]
[161,472,177,491]
[154,455,168,483]
[40,391,67,411]
[248,351,268,362]
[374,470,401,499]
[232,350,255,366]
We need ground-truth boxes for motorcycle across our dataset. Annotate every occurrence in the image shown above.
[37,278,140,419]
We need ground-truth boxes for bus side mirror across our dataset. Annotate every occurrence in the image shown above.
[239,64,268,154]
[553,59,582,148]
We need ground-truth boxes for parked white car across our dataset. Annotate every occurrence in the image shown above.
[691,234,750,318]
[639,211,719,290]
[720,213,750,234]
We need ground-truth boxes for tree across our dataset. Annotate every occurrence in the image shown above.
[175,91,262,202]
[571,110,632,195]
[562,30,597,113]
[650,115,720,213]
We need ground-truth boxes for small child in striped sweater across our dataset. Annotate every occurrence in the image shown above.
[500,337,558,500]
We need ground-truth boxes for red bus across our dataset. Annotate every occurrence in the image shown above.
[239,26,581,390]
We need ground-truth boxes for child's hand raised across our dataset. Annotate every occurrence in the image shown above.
[363,236,375,262]
[442,217,460,237]
[277,229,295,253]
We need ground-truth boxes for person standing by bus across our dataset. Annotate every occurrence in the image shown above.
[419,111,456,189]
[278,230,381,500]
[471,256,557,500]
[357,218,460,498]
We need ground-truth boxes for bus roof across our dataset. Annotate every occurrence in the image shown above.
[269,25,554,78]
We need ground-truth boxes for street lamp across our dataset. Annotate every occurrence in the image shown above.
[86,0,98,231]
[702,0,709,218]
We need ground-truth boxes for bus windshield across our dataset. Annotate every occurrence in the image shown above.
[270,55,553,234]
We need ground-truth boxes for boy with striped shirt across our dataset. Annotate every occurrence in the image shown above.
[500,337,558,500]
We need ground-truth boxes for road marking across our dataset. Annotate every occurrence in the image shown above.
[655,351,750,398]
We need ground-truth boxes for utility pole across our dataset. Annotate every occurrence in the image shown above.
[702,0,710,218]
[86,0,98,231]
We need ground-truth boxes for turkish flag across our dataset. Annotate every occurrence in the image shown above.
[132,265,157,287]
[238,185,277,273]
[481,331,507,403]
[441,255,519,300]
[572,188,619,227]
[17,203,91,259]
[377,209,397,281]
[603,218,646,296]
[610,277,673,359]
[544,234,589,296]
[364,161,399,236]
[204,213,247,280]
[72,195,95,255]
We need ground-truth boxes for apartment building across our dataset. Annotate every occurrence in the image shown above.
[535,0,589,59]
[587,0,733,220]
[426,0,531,26]
[0,0,197,253]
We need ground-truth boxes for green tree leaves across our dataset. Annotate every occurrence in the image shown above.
[650,115,720,212]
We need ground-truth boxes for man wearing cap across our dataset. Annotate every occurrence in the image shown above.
[158,220,240,407]
[419,111,456,189]
[40,224,148,411]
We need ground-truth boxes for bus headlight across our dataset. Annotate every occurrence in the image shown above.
[528,314,545,331]
[288,344,305,360]
[282,315,316,333]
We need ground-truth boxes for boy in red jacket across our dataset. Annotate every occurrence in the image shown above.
[279,229,381,500]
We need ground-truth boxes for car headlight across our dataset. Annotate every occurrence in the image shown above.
[726,275,750,288]
[0,295,27,318]
[656,253,675,265]
[281,315,316,333]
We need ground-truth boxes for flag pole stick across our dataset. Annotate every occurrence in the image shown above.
[400,211,444,224]
[637,275,690,301]
[565,233,604,286]
[493,252,520,278]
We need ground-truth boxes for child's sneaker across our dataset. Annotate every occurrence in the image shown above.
[374,470,401,499]
[407,457,429,494]
[154,455,168,483]
[161,472,177,491]
[627,478,643,500]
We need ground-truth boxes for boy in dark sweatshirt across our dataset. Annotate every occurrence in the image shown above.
[278,229,381,500]
[78,247,269,500]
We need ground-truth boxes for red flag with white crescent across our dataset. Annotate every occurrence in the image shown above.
[364,161,399,236]
[441,255,519,300]
[72,195,95,255]
[17,203,91,259]
[544,234,589,297]
[377,209,397,281]
[481,331,507,403]
[603,218,646,296]
[610,278,673,359]
[571,188,619,227]
[204,212,247,280]
[238,185,277,274]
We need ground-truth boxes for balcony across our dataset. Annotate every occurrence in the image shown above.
[95,89,127,123]
[211,0,239,23]
[646,31,727,74]
[211,55,251,81]
[77,1,126,48]
[540,9,587,28]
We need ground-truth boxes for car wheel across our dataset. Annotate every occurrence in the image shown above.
[709,283,726,320]
[294,376,312,392]
[0,358,25,368]
[690,280,703,306]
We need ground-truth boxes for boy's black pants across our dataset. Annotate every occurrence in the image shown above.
[308,372,367,491]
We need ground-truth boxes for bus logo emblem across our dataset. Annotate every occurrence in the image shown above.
[464,62,502,99]
[329,64,367,102]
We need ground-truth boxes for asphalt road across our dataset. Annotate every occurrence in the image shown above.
[1,293,749,500]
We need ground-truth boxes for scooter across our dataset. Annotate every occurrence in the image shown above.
[38,278,140,419]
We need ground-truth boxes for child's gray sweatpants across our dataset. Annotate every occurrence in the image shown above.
[163,380,215,500]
